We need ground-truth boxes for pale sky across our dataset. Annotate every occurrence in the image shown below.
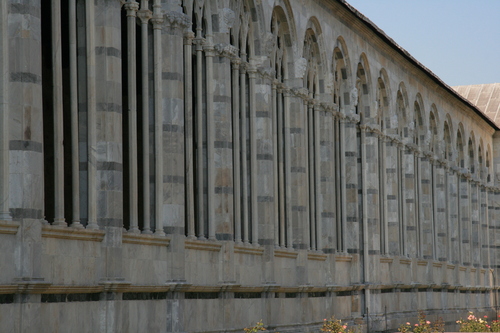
[345,0,500,87]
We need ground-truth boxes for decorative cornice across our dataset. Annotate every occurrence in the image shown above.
[42,225,105,242]
[274,248,298,259]
[122,232,170,246]
[0,220,19,235]
[234,245,264,255]
[307,252,327,261]
[185,239,222,252]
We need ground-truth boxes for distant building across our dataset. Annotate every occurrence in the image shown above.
[0,0,499,332]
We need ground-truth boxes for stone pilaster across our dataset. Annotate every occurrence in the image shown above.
[384,137,400,255]
[434,160,447,262]
[418,152,434,260]
[162,11,189,236]
[403,145,418,257]
[319,109,336,254]
[459,172,471,266]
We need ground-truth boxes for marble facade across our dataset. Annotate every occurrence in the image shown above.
[1,0,499,332]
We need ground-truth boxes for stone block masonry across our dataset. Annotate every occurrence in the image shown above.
[0,0,499,332]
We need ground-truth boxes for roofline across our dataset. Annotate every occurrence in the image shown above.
[337,0,500,131]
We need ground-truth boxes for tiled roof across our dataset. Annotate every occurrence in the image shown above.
[453,83,500,126]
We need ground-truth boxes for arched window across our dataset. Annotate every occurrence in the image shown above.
[303,26,322,250]
[270,6,293,248]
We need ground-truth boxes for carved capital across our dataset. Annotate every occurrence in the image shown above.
[123,1,139,16]
[137,9,152,23]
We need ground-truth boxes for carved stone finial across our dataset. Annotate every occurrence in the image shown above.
[214,43,239,58]
[165,11,191,29]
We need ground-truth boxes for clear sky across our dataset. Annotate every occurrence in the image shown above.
[345,0,500,87]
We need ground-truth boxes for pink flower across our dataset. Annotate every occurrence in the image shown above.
[406,322,410,325]
[415,324,419,327]
[343,325,347,329]
[426,321,430,324]
[324,319,327,321]
[485,316,488,318]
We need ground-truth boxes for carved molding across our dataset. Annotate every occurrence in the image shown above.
[0,220,19,235]
[42,225,105,242]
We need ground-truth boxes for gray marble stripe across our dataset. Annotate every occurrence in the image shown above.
[216,233,232,241]
[213,95,230,103]
[292,205,306,212]
[95,46,121,58]
[10,140,43,152]
[215,186,233,194]
[10,72,41,84]
[346,217,357,222]
[257,154,273,161]
[10,4,40,17]
[162,72,183,81]
[257,196,273,202]
[97,218,123,227]
[321,212,335,218]
[291,167,306,173]
[290,128,302,134]
[10,208,43,219]
[259,239,274,245]
[97,162,123,171]
[214,141,232,149]
[256,111,270,118]
[163,124,184,133]
[164,226,184,235]
[164,175,184,184]
[97,103,122,113]
[366,188,377,194]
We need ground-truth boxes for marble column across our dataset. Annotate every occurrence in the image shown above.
[0,0,11,221]
[138,1,152,234]
[184,30,195,239]
[69,0,82,228]
[152,1,164,236]
[124,0,140,233]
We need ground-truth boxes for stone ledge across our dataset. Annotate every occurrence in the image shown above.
[417,260,428,266]
[234,244,264,255]
[380,257,394,264]
[185,239,222,252]
[0,220,20,235]
[122,233,170,247]
[42,225,105,242]
[274,249,298,259]
[400,258,412,265]
[307,252,327,261]
[42,285,104,294]
[335,254,352,262]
